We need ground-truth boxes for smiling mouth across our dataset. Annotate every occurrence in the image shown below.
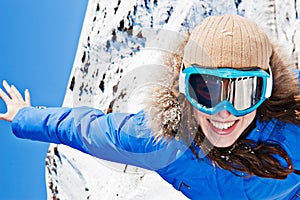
[208,119,238,133]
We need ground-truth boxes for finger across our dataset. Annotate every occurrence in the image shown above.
[11,85,23,100]
[25,89,31,106]
[0,88,11,103]
[2,80,11,92]
[2,80,17,99]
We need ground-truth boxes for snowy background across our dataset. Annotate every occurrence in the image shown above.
[45,0,300,199]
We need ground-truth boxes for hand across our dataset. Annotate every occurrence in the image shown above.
[0,80,31,122]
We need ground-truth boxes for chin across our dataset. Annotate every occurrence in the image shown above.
[209,138,237,148]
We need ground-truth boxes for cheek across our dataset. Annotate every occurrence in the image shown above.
[241,110,256,127]
[193,108,210,125]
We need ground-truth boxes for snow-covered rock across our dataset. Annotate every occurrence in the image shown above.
[45,0,300,199]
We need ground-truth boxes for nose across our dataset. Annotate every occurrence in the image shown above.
[216,110,232,118]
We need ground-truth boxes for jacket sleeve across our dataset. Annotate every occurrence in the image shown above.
[12,107,89,152]
[11,106,183,170]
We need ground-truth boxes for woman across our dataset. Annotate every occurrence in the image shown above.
[1,14,300,199]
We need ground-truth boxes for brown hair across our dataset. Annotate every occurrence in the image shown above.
[179,98,298,179]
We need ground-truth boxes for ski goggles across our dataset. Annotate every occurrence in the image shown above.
[179,66,273,116]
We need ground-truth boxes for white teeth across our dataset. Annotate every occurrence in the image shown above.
[209,120,236,130]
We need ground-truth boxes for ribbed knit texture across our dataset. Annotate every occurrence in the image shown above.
[183,14,272,70]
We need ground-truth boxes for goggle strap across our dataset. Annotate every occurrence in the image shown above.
[179,62,186,94]
[265,65,273,98]
[179,72,186,94]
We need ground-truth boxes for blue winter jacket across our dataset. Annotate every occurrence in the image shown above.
[12,106,300,199]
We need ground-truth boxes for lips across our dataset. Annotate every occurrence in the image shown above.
[208,119,238,135]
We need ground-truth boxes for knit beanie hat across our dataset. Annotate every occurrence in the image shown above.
[183,14,272,70]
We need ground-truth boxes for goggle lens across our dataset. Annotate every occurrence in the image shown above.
[187,74,263,111]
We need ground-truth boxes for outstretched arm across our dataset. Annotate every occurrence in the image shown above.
[0,80,184,170]
[0,80,31,122]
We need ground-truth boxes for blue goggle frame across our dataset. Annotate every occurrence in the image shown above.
[179,66,273,116]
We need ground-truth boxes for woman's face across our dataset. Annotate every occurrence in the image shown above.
[193,108,256,147]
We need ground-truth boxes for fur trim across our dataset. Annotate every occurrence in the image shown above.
[258,42,300,124]
[143,34,188,140]
[144,86,182,140]
[269,43,298,97]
